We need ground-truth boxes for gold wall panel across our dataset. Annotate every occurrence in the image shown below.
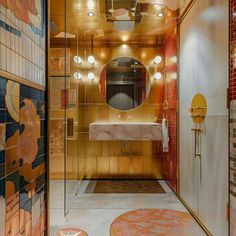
[49,45,165,180]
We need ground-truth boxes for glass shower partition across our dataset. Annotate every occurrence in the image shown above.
[63,0,79,216]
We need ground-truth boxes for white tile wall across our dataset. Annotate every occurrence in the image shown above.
[0,1,46,86]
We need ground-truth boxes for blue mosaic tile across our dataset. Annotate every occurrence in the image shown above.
[0,110,6,123]
[20,85,31,98]
[0,151,5,179]
[0,96,5,109]
[0,19,21,37]
[31,88,41,100]
[0,178,5,197]
[6,122,19,141]
[20,185,32,212]
[40,120,46,137]
[6,170,19,195]
[0,78,6,96]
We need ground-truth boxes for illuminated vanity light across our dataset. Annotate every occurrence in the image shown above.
[154,56,162,64]
[74,72,82,80]
[88,72,95,80]
[154,72,162,80]
[74,55,82,64]
[88,55,95,64]
[157,12,165,17]
[88,12,95,17]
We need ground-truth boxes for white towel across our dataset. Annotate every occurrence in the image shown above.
[162,118,169,152]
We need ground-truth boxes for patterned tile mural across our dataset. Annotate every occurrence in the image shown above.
[0,0,46,86]
[231,1,236,235]
[0,0,47,235]
[0,76,46,236]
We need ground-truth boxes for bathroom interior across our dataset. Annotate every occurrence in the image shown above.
[0,0,234,235]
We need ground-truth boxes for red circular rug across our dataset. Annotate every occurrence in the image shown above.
[110,209,206,236]
[56,228,88,236]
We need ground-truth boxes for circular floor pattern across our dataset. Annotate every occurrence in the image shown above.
[55,228,88,236]
[110,209,206,236]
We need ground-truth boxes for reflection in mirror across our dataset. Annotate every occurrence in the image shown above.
[100,57,151,111]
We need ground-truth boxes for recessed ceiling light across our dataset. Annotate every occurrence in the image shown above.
[88,12,95,17]
[157,12,165,17]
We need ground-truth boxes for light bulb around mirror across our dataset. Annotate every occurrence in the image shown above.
[74,72,82,80]
[154,72,162,80]
[154,56,162,64]
[88,55,95,64]
[74,56,82,64]
[88,72,95,80]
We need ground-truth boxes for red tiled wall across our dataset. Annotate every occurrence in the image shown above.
[230,1,236,235]
[163,28,178,193]
[100,67,107,100]
[230,0,236,101]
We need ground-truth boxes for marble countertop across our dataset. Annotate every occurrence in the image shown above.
[89,122,162,141]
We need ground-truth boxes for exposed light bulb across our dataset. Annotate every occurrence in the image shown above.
[87,0,95,9]
[157,12,165,17]
[88,55,95,64]
[74,56,82,64]
[88,12,95,17]
[154,72,162,80]
[154,56,162,64]
[88,72,95,80]
[74,72,82,80]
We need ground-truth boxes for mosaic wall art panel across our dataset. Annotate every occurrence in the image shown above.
[0,0,46,86]
[0,76,47,236]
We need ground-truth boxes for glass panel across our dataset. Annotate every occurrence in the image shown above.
[64,0,79,215]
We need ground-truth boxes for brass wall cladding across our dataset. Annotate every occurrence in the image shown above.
[49,44,165,180]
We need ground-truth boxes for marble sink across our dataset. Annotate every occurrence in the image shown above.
[89,122,162,141]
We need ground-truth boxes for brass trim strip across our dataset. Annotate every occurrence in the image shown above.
[0,70,45,91]
[179,0,198,24]
[178,196,213,236]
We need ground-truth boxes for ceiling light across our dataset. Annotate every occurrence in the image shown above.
[74,56,82,64]
[154,56,162,64]
[88,12,95,17]
[74,72,82,80]
[154,72,162,80]
[87,0,95,9]
[157,12,165,17]
[88,72,95,80]
[121,35,129,42]
[88,55,95,64]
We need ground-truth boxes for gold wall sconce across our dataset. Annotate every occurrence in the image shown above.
[189,93,207,159]
[189,93,207,124]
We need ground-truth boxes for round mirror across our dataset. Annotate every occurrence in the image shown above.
[99,57,151,111]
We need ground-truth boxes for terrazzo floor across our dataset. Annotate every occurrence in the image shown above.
[50,180,207,236]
